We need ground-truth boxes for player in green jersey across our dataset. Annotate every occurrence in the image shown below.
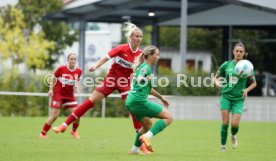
[213,42,257,151]
[126,45,173,154]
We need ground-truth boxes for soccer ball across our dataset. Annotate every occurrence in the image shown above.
[235,60,254,78]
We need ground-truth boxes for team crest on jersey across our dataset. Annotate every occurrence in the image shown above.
[52,101,60,106]
[141,68,146,74]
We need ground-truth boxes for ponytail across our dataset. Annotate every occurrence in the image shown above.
[132,45,158,72]
[132,54,144,72]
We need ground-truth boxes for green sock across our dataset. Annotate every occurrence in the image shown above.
[150,119,167,136]
[134,132,142,147]
[221,124,229,145]
[231,126,239,136]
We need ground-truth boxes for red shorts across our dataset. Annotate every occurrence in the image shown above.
[95,75,130,100]
[50,94,78,110]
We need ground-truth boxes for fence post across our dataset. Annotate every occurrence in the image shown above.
[101,98,106,118]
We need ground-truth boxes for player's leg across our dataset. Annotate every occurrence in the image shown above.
[139,101,173,152]
[230,100,244,148]
[220,96,231,151]
[52,90,105,133]
[40,108,60,138]
[66,101,81,139]
[129,117,152,155]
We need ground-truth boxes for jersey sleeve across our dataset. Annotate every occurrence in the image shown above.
[107,45,122,59]
[53,66,62,77]
[217,61,228,77]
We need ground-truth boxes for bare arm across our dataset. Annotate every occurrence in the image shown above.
[74,80,80,94]
[89,56,109,72]
[150,88,169,107]
[243,79,257,97]
[48,76,56,96]
[213,72,222,88]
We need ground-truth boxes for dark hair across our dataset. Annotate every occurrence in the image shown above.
[234,42,248,58]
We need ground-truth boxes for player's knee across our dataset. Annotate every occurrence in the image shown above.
[166,114,173,126]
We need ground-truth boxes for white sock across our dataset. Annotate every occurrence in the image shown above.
[144,131,153,139]
[131,145,139,152]
[62,123,68,127]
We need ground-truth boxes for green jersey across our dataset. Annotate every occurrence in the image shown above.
[128,63,152,101]
[218,60,255,101]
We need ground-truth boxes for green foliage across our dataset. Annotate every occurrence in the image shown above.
[159,26,181,49]
[0,6,55,70]
[17,0,78,69]
[155,67,217,96]
[0,69,49,116]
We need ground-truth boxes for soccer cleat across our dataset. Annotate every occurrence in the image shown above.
[39,133,48,139]
[220,145,226,152]
[140,143,152,154]
[231,135,238,149]
[52,124,66,133]
[71,130,80,139]
[139,135,154,152]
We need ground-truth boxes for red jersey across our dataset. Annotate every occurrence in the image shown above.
[106,44,142,78]
[53,65,82,98]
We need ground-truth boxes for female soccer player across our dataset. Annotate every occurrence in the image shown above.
[53,22,146,150]
[126,45,173,154]
[213,42,257,151]
[39,53,82,139]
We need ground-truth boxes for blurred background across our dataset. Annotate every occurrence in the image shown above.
[0,0,275,121]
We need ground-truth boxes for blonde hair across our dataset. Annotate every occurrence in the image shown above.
[122,22,142,42]
[132,45,158,72]
[67,53,77,60]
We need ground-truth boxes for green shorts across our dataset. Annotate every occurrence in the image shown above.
[126,99,163,121]
[220,96,244,114]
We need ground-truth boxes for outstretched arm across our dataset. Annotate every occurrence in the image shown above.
[89,56,109,72]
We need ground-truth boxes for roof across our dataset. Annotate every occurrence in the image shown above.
[44,0,276,26]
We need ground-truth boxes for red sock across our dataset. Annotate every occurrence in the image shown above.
[41,123,51,135]
[72,123,79,132]
[65,100,94,125]
[130,113,142,133]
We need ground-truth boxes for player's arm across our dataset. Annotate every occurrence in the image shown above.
[150,88,169,107]
[48,76,57,96]
[89,56,109,72]
[213,61,228,88]
[74,80,80,94]
[243,77,257,97]
[213,72,221,88]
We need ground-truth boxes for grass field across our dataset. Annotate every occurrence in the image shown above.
[0,117,275,161]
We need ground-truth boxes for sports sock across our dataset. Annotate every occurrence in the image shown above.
[72,123,79,132]
[41,123,51,135]
[130,113,142,132]
[134,132,143,147]
[231,126,239,136]
[221,124,229,145]
[65,100,94,125]
[149,119,167,136]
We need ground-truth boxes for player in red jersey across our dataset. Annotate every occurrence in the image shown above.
[39,53,82,139]
[52,23,150,153]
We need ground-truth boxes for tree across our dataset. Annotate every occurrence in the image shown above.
[0,6,54,70]
[17,0,78,69]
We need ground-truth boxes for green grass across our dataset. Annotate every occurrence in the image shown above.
[0,117,275,161]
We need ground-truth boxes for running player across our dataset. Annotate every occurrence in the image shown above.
[126,45,173,154]
[39,53,82,139]
[52,22,147,151]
